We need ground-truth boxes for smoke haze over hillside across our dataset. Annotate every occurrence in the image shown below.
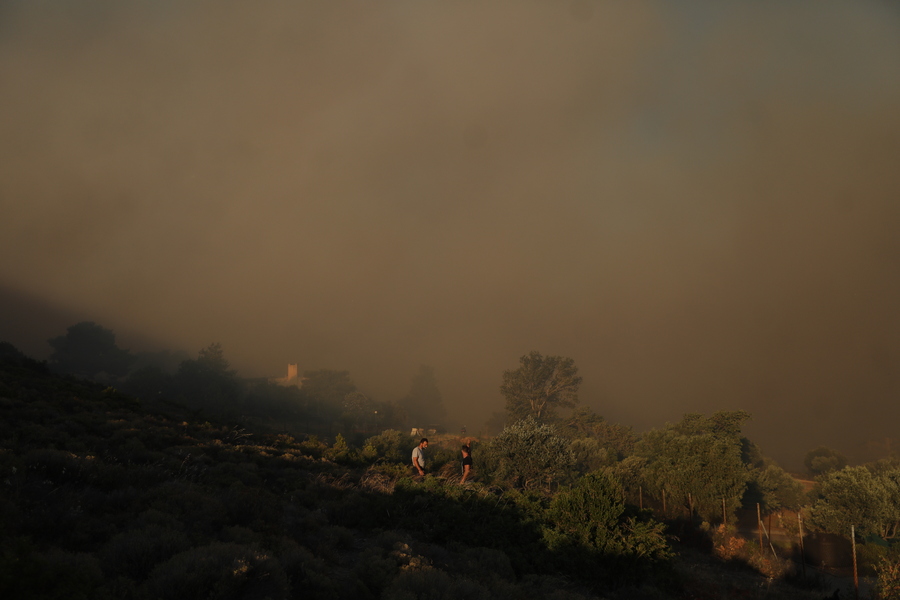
[2,0,900,468]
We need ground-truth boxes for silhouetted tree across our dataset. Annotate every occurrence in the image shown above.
[122,365,173,403]
[301,369,356,405]
[501,351,581,423]
[340,390,381,433]
[300,369,356,424]
[174,343,240,411]
[47,321,134,380]
[804,445,847,476]
[399,365,446,427]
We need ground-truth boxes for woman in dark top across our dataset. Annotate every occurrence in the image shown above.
[461,444,473,484]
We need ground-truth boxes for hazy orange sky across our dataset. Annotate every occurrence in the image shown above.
[2,1,899,468]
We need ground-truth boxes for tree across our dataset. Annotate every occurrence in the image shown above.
[399,365,446,426]
[340,391,381,433]
[636,412,751,522]
[744,462,805,515]
[561,406,636,461]
[804,446,847,476]
[807,465,900,540]
[484,416,574,492]
[174,343,240,411]
[301,369,356,405]
[47,321,134,380]
[500,351,582,423]
[300,369,356,424]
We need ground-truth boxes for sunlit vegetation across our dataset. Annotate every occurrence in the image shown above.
[3,336,900,598]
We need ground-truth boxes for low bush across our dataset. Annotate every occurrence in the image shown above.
[142,542,289,600]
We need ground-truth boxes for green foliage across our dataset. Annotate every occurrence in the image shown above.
[744,462,805,514]
[568,437,616,476]
[548,471,625,548]
[324,433,362,465]
[500,351,581,423]
[547,471,671,564]
[807,465,900,540]
[637,411,750,522]
[484,417,574,492]
[875,553,900,600]
[362,429,415,464]
[803,445,847,476]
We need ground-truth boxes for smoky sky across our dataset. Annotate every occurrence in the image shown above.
[2,1,900,468]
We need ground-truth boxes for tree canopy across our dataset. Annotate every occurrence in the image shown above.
[636,411,751,521]
[808,464,900,540]
[501,351,582,423]
[175,343,240,410]
[804,446,847,476]
[47,321,134,380]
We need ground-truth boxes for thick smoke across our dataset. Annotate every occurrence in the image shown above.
[2,1,899,467]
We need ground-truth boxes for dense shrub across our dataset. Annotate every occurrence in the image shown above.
[142,542,289,600]
[382,567,490,600]
[99,524,192,580]
[876,554,900,600]
[481,417,573,492]
[362,429,414,464]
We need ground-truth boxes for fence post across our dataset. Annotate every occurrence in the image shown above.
[757,503,763,551]
[851,524,858,600]
[798,513,806,579]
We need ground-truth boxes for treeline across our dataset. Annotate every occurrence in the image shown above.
[43,322,446,442]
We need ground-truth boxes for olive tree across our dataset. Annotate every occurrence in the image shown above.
[636,411,751,522]
[484,416,574,492]
[807,465,900,540]
[500,351,581,423]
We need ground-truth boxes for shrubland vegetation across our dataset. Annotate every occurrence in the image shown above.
[2,325,899,599]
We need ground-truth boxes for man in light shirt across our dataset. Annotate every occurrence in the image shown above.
[411,438,428,477]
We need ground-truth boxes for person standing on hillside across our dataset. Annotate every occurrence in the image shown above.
[460,444,473,484]
[412,438,428,477]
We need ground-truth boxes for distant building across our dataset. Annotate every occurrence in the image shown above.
[272,363,302,387]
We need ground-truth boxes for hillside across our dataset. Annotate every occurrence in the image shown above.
[0,342,838,599]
